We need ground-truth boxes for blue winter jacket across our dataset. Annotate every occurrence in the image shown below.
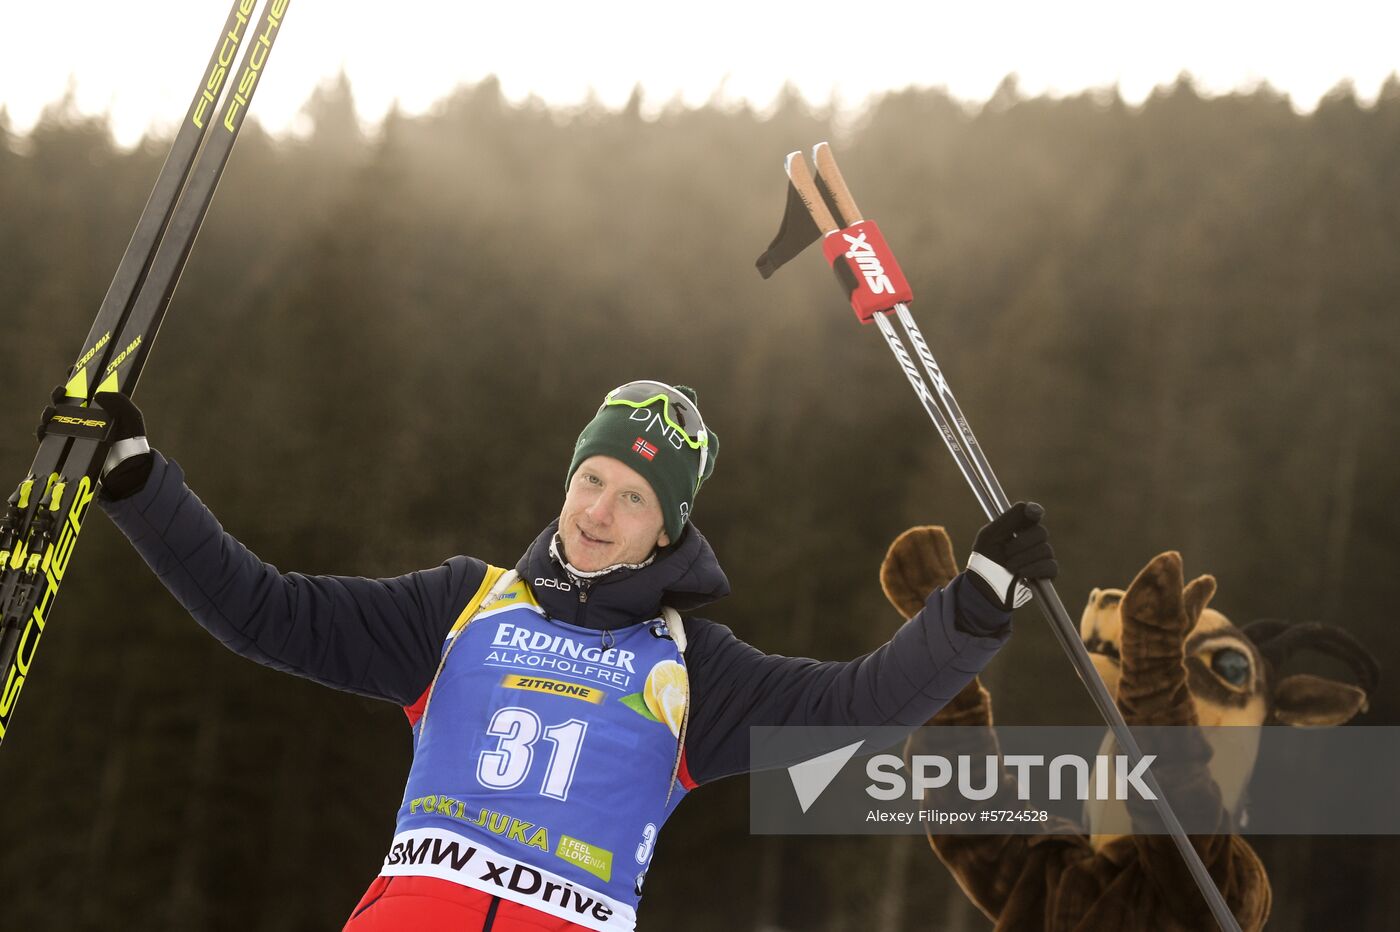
[99,451,1014,785]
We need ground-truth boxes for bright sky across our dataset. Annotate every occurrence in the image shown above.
[3,1,1397,148]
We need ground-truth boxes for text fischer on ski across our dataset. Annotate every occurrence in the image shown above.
[88,380,1056,931]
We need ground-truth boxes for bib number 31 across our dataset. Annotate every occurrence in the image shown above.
[477,707,588,801]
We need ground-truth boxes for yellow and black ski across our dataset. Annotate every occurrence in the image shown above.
[0,0,293,747]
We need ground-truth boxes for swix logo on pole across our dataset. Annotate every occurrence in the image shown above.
[877,317,937,413]
[897,308,950,396]
[820,220,914,323]
[842,231,894,294]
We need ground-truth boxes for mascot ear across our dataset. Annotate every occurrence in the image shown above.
[881,526,958,621]
[1273,674,1370,726]
[1182,573,1217,623]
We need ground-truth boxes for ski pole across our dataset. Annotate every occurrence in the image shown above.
[763,144,1243,932]
[807,142,1100,669]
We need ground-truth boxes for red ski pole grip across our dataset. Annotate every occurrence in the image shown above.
[820,220,914,323]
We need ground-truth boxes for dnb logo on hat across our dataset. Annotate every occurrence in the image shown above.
[632,437,658,461]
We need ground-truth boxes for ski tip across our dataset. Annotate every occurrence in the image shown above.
[783,150,804,179]
[812,140,830,161]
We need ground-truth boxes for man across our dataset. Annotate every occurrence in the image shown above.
[87,380,1056,931]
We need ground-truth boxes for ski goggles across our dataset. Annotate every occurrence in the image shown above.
[602,380,710,488]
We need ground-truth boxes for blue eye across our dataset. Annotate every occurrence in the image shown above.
[1211,649,1250,687]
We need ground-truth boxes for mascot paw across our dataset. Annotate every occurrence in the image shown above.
[881,526,959,621]
[1122,551,1218,634]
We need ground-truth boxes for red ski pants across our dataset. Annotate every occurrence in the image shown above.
[343,875,592,931]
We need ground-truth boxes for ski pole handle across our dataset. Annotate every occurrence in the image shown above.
[812,142,862,224]
[784,151,839,234]
[786,150,914,323]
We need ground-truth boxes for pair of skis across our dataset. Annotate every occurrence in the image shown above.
[0,0,291,748]
[758,145,1244,932]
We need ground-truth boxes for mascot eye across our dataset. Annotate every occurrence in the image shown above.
[1210,649,1251,688]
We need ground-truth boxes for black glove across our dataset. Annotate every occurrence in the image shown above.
[35,389,152,500]
[92,392,153,501]
[966,501,1057,611]
[34,384,73,442]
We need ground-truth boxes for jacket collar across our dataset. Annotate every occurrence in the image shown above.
[515,519,730,631]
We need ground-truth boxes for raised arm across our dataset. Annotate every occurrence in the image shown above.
[682,571,1013,784]
[99,448,486,706]
[681,504,1054,785]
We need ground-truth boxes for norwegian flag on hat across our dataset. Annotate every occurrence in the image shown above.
[633,437,658,460]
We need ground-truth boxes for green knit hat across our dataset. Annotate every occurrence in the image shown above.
[565,382,718,543]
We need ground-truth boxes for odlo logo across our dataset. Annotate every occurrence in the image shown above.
[534,577,572,592]
[843,231,894,295]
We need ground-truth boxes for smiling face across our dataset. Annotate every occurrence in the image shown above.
[558,455,671,573]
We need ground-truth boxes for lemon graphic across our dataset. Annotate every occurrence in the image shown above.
[642,660,688,737]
